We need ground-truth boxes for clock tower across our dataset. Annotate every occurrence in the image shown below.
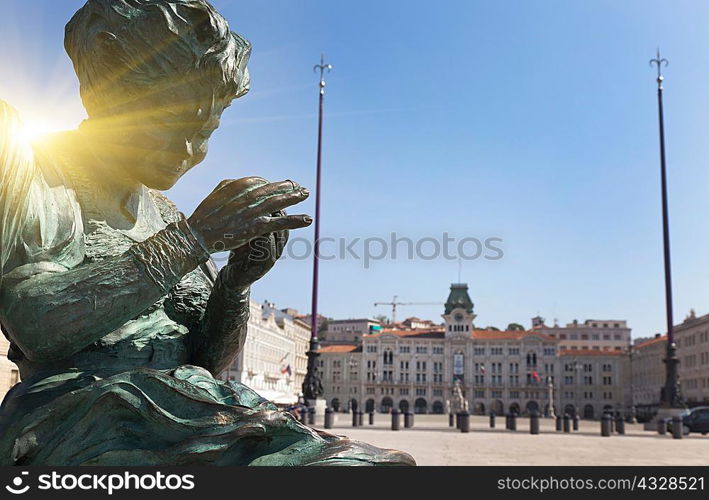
[442,283,476,339]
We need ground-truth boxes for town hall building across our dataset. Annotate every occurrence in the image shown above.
[318,283,630,419]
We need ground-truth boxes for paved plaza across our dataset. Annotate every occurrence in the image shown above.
[316,414,709,466]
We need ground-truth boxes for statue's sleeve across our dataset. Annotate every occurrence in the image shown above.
[189,265,251,376]
[0,217,211,363]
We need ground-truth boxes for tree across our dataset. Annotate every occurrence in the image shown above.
[373,314,389,325]
[318,317,329,335]
[485,326,500,331]
[507,323,525,331]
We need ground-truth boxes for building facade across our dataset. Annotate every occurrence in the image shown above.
[534,318,631,352]
[558,349,629,419]
[675,310,709,405]
[219,301,311,406]
[319,284,630,419]
[630,334,666,417]
[320,318,381,346]
[628,310,709,420]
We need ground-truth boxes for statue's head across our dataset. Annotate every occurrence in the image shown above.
[65,0,251,189]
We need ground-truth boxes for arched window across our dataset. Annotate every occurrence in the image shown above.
[331,398,341,412]
[526,400,539,415]
[583,404,595,419]
[399,400,409,413]
[381,397,393,413]
[383,349,393,365]
[432,401,445,414]
[509,402,521,415]
[492,400,504,415]
[414,398,428,414]
[564,404,576,418]
[365,399,375,413]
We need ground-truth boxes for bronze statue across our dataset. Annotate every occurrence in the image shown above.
[0,0,414,466]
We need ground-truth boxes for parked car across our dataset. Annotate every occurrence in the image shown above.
[668,406,709,435]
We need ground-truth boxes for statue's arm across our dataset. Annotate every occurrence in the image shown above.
[189,263,251,376]
[189,230,287,376]
[0,219,210,362]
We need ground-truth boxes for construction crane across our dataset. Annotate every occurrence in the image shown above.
[374,296,443,324]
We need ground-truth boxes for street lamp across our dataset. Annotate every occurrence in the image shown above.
[302,55,333,411]
[649,49,684,412]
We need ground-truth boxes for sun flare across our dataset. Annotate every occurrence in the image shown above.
[17,116,67,143]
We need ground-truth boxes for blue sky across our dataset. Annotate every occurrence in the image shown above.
[2,0,709,338]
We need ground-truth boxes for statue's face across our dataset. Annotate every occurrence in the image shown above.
[100,73,240,191]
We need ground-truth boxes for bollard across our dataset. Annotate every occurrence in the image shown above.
[573,414,579,431]
[609,413,615,433]
[530,411,540,435]
[324,407,334,429]
[449,413,454,427]
[601,413,612,436]
[563,413,571,433]
[657,418,667,435]
[555,415,562,431]
[369,411,374,425]
[616,415,625,435]
[460,411,470,433]
[391,409,401,431]
[357,411,364,427]
[508,413,517,431]
[404,412,414,428]
[489,412,496,428]
[456,412,462,429]
[352,410,359,427]
[671,415,683,439]
[300,407,308,424]
[307,407,315,426]
[505,413,511,430]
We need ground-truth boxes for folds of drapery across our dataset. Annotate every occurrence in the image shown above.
[0,100,35,286]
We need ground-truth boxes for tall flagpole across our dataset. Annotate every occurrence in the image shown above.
[303,55,332,411]
[649,49,683,410]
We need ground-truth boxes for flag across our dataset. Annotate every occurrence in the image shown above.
[279,353,291,377]
[532,371,541,382]
[480,364,486,374]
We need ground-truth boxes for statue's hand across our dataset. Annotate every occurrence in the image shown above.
[187,177,311,253]
[224,213,289,286]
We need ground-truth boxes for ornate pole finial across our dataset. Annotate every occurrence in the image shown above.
[650,48,668,88]
[313,54,333,95]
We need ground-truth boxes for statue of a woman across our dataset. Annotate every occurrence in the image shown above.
[0,0,414,466]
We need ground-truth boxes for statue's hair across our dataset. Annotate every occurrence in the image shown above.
[65,0,251,117]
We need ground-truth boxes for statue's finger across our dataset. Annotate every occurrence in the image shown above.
[244,188,309,218]
[257,214,312,233]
